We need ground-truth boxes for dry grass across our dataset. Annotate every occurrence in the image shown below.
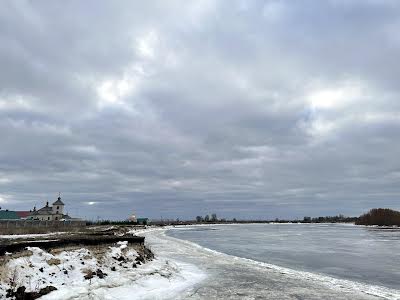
[0,263,10,283]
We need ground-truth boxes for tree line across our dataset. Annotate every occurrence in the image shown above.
[355,208,400,226]
[302,214,358,223]
[84,208,400,227]
[196,214,221,222]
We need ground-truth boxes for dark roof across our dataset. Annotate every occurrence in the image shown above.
[38,206,52,212]
[0,211,20,220]
[53,197,64,206]
[31,206,52,215]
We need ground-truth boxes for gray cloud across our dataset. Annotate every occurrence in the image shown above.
[0,0,399,220]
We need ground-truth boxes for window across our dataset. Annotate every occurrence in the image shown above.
[48,217,50,220]
[57,206,59,209]
[56,211,59,214]
[55,217,58,220]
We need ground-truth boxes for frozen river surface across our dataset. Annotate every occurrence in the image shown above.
[142,224,400,299]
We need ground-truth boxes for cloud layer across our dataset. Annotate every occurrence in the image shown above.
[0,0,399,220]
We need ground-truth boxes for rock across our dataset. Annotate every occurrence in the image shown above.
[6,288,14,298]
[39,267,44,273]
[132,263,137,268]
[135,255,145,263]
[14,286,26,300]
[96,269,107,279]
[26,292,41,299]
[117,256,126,262]
[63,269,68,274]
[144,247,155,260]
[5,286,57,300]
[38,286,57,296]
[84,271,94,280]
[46,258,61,266]
[111,266,116,271]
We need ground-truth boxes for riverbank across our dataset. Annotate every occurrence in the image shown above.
[2,224,399,299]
[0,228,154,299]
[0,226,206,299]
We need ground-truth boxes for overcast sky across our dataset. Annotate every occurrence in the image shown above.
[0,1,399,220]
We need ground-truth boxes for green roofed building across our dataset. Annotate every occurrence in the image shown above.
[0,210,20,220]
[0,194,71,221]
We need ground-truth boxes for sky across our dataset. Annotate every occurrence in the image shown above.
[0,0,399,220]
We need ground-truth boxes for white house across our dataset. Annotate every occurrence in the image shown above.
[129,211,137,223]
[29,195,69,221]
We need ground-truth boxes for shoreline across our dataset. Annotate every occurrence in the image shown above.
[145,225,400,300]
[0,227,206,300]
[1,224,399,299]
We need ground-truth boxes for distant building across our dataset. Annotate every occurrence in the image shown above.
[29,195,70,221]
[16,211,31,219]
[128,211,137,223]
[136,218,149,225]
[0,210,20,220]
[0,209,34,220]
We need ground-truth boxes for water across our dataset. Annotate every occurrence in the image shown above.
[167,223,400,290]
[142,224,400,299]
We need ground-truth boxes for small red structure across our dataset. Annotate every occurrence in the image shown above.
[15,211,31,219]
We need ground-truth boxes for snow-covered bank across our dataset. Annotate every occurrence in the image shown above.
[0,230,206,300]
[5,224,396,300]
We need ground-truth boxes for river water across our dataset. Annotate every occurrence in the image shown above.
[143,224,400,299]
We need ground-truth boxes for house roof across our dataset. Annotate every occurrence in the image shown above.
[0,210,20,220]
[31,206,52,215]
[53,197,64,206]
[38,206,52,212]
[15,211,31,218]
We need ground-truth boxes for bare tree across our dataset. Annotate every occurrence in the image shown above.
[211,213,217,222]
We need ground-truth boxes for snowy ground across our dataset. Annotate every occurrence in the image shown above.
[0,229,206,300]
[0,232,65,240]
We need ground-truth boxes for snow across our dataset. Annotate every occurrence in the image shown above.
[0,233,64,240]
[129,226,164,236]
[42,259,204,300]
[0,234,206,300]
